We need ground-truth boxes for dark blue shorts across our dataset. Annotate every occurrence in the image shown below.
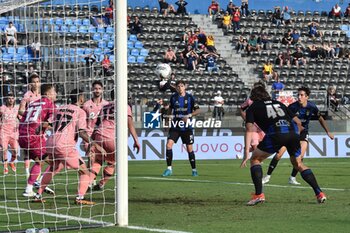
[257,133,301,157]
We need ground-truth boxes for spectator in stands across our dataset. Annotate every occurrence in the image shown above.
[164,47,177,63]
[329,3,342,19]
[276,50,291,67]
[197,44,209,64]
[235,36,247,53]
[179,45,192,65]
[232,7,241,33]
[84,54,97,77]
[189,29,199,50]
[208,0,220,18]
[291,29,301,45]
[204,53,220,73]
[282,6,292,25]
[308,21,322,38]
[307,44,320,59]
[31,38,41,60]
[226,1,236,15]
[327,86,339,111]
[257,29,270,50]
[344,3,350,17]
[271,7,282,28]
[102,55,112,76]
[334,43,341,58]
[197,28,207,46]
[292,47,307,67]
[271,74,284,100]
[130,16,143,35]
[5,22,18,48]
[175,0,188,16]
[246,34,260,55]
[186,50,199,71]
[241,0,249,17]
[262,60,276,81]
[213,91,224,120]
[182,28,192,44]
[281,29,293,45]
[222,11,232,31]
[158,0,176,16]
[322,42,335,58]
[206,35,217,54]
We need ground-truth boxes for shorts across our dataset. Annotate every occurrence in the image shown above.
[258,133,301,157]
[48,149,85,171]
[18,135,46,160]
[300,129,309,142]
[167,128,194,145]
[6,36,17,43]
[0,135,18,151]
[93,133,115,164]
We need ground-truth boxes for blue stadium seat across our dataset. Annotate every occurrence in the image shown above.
[74,19,82,26]
[55,18,63,25]
[137,56,145,63]
[340,25,349,31]
[65,18,73,25]
[85,48,92,55]
[76,48,84,55]
[109,55,115,62]
[0,17,7,25]
[17,47,26,54]
[69,25,77,33]
[94,47,102,56]
[103,48,111,54]
[97,27,105,33]
[89,26,96,33]
[128,56,136,63]
[13,54,21,62]
[106,26,113,34]
[2,53,13,61]
[82,19,90,26]
[102,34,110,41]
[60,25,68,33]
[131,48,139,56]
[134,41,143,49]
[129,34,137,42]
[7,47,16,54]
[98,54,104,62]
[107,41,114,49]
[53,25,60,32]
[127,41,134,49]
[43,25,49,33]
[93,33,101,41]
[98,41,106,48]
[21,54,32,62]
[79,25,88,33]
[140,48,149,56]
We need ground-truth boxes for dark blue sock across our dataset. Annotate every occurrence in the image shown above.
[250,165,263,195]
[166,149,173,167]
[188,151,196,169]
[301,169,322,195]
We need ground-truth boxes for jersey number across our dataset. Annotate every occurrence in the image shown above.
[54,114,73,132]
[266,104,285,119]
[25,105,42,122]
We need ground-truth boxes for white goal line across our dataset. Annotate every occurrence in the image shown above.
[135,177,347,192]
[0,206,192,233]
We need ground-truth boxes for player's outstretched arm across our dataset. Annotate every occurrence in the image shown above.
[318,116,334,140]
[128,116,140,154]
[79,129,107,157]
[240,122,254,168]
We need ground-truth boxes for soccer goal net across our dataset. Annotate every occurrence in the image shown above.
[0,0,120,231]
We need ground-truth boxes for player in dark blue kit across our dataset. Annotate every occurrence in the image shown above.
[240,86,326,205]
[262,86,334,185]
[162,80,200,177]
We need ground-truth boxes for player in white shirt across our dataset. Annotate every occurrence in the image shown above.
[5,22,17,48]
[213,91,224,120]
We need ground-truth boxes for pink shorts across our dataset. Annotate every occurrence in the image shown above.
[48,148,85,170]
[19,135,46,160]
[93,133,115,164]
[0,135,18,151]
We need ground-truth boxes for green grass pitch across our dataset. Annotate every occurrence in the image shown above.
[0,158,349,233]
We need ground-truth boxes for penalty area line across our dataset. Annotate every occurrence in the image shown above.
[135,176,347,192]
[127,226,192,233]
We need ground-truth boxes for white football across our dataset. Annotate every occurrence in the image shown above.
[155,63,172,79]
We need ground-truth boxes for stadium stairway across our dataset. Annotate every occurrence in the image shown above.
[191,14,257,87]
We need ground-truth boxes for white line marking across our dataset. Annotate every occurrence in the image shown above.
[0,205,191,233]
[136,176,347,191]
[127,226,192,233]
[0,205,114,226]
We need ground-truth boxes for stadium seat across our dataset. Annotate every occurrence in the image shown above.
[55,18,64,25]
[2,53,13,61]
[60,25,68,33]
[69,25,77,33]
[106,26,114,34]
[97,27,105,33]
[7,47,16,54]
[98,41,106,48]
[107,41,114,49]
[94,48,102,56]
[109,55,115,62]
[78,26,87,33]
[93,33,101,41]
[84,48,92,55]
[140,48,149,56]
[65,18,73,25]
[129,34,137,42]
[82,18,90,26]
[127,41,134,49]
[102,34,110,41]
[89,26,96,33]
[134,41,143,49]
[17,47,26,54]
[128,56,136,63]
[74,18,82,26]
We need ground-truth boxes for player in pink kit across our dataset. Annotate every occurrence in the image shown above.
[89,89,140,190]
[33,89,106,205]
[0,93,19,174]
[18,73,41,177]
[82,81,109,150]
[240,83,266,154]
[19,84,56,197]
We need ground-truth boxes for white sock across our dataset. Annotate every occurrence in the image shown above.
[167,166,172,170]
[192,169,197,172]
[25,168,30,175]
[76,195,84,200]
[25,184,33,193]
